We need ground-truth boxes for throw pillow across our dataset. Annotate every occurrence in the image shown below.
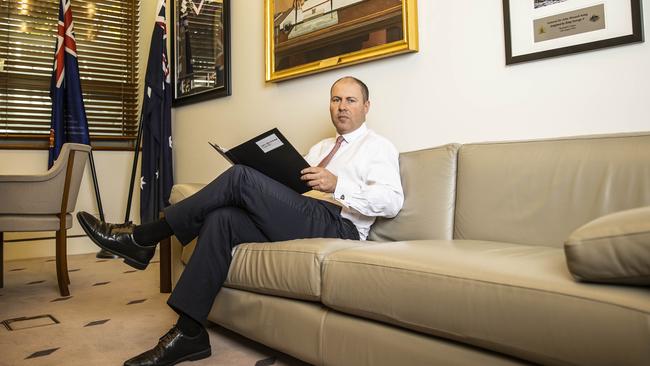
[564,206,650,285]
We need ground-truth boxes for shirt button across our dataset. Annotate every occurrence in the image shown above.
[340,194,345,200]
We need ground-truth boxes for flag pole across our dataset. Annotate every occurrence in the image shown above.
[124,113,144,223]
[87,151,105,221]
[90,147,116,259]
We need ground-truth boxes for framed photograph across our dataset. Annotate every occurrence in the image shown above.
[265,0,419,82]
[503,0,643,65]
[170,0,231,106]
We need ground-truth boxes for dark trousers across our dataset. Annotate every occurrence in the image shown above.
[164,165,359,323]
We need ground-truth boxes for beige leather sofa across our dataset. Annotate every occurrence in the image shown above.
[169,132,650,366]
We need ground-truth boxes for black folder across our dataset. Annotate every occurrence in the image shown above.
[209,128,311,193]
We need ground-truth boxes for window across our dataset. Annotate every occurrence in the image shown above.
[0,0,139,150]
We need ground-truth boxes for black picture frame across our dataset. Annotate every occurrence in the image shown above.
[503,0,644,65]
[170,0,231,107]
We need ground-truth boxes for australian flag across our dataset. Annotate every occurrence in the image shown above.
[140,0,173,224]
[49,0,90,168]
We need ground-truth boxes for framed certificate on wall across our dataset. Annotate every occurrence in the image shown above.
[503,0,644,64]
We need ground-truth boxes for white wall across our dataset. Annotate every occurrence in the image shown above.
[171,0,649,185]
[3,1,648,259]
[0,0,158,260]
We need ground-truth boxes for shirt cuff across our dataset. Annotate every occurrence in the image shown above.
[333,176,356,207]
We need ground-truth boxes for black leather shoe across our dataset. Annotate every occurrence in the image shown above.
[77,212,155,270]
[124,326,211,366]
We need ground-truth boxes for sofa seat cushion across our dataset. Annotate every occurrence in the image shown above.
[223,238,366,301]
[322,240,650,366]
[169,183,367,301]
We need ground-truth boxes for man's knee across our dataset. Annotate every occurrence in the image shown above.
[222,164,268,189]
[226,164,255,178]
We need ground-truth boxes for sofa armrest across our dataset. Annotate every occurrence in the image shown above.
[161,183,206,292]
[169,183,207,205]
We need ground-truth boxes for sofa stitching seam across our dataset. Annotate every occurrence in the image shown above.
[461,133,650,147]
[225,283,317,300]
[235,246,362,255]
[322,260,650,314]
[567,229,650,244]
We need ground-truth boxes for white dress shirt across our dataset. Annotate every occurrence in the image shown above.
[304,123,404,240]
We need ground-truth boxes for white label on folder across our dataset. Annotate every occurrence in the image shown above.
[256,134,284,153]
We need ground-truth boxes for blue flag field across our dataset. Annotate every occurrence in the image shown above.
[140,0,174,224]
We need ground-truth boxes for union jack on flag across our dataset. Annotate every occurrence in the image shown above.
[49,0,91,168]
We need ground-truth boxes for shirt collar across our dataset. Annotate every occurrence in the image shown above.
[337,123,368,144]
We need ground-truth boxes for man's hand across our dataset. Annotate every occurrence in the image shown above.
[300,167,338,193]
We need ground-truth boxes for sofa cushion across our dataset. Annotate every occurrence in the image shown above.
[224,238,366,301]
[565,206,650,285]
[322,240,650,366]
[369,144,459,242]
[454,133,650,247]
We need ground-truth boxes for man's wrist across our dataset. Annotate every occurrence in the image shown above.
[330,176,338,193]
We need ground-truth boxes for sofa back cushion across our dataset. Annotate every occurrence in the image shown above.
[454,132,650,248]
[369,144,460,241]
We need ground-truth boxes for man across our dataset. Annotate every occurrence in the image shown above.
[78,76,404,366]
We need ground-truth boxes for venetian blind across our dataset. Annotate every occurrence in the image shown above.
[0,0,139,149]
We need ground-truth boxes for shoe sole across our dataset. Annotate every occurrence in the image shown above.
[77,214,149,271]
[168,347,211,365]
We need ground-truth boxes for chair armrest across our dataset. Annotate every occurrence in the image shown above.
[0,143,91,214]
[0,170,63,183]
[0,143,90,183]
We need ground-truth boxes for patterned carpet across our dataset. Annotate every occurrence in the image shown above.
[0,251,309,366]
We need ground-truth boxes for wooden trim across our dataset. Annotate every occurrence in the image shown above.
[3,234,86,244]
[1,232,4,288]
[61,150,76,214]
[160,237,172,293]
[1,135,137,141]
[0,142,138,151]
[56,227,70,296]
[159,211,172,293]
[55,149,76,297]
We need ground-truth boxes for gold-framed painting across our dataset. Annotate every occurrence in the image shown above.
[265,0,418,82]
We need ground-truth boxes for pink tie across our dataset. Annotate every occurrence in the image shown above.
[318,136,345,168]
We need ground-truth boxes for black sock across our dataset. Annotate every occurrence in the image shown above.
[132,218,173,246]
[176,313,203,337]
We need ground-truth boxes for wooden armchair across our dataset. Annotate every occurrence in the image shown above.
[0,143,91,296]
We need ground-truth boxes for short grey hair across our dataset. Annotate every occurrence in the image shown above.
[331,76,369,102]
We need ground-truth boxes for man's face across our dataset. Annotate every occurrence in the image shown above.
[329,79,370,135]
